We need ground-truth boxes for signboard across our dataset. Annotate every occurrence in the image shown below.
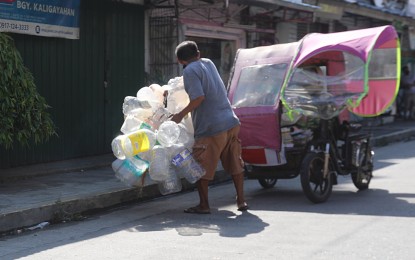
[316,3,343,19]
[0,0,80,39]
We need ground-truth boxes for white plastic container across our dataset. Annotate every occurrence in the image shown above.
[148,106,170,130]
[120,116,152,134]
[112,157,149,187]
[157,121,180,147]
[157,167,182,195]
[171,148,206,184]
[122,96,152,116]
[111,128,156,160]
[148,145,171,181]
[176,123,194,147]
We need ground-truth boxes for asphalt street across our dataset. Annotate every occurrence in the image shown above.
[1,139,414,260]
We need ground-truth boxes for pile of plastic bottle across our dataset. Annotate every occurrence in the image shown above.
[111,77,206,195]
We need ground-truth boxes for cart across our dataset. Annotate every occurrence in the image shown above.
[227,25,400,203]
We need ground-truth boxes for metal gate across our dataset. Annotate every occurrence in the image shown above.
[0,0,145,168]
[148,6,180,84]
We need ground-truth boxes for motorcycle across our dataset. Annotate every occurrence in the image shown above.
[227,25,400,203]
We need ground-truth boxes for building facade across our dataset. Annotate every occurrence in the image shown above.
[1,0,413,169]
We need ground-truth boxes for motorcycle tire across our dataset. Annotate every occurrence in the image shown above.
[351,142,373,190]
[300,152,333,203]
[258,178,277,188]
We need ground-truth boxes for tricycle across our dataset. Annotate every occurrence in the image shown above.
[227,25,400,203]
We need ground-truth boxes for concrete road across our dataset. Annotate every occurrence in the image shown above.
[1,140,415,260]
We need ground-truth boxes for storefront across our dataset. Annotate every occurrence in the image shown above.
[180,21,245,85]
[146,0,321,84]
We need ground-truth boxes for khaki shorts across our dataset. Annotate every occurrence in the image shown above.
[192,125,244,181]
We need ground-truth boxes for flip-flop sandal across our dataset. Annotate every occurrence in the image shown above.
[237,202,249,211]
[184,206,211,214]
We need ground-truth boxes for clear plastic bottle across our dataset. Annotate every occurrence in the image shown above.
[112,156,149,187]
[148,145,171,181]
[111,128,156,160]
[157,121,180,147]
[136,86,162,112]
[121,115,140,134]
[148,106,170,130]
[122,96,152,116]
[149,83,166,104]
[157,166,182,195]
[121,116,153,134]
[171,148,206,184]
[176,123,194,147]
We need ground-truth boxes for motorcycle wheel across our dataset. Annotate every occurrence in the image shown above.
[258,178,277,188]
[351,142,373,190]
[300,152,333,203]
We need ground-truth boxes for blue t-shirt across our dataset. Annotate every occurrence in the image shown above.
[183,58,240,139]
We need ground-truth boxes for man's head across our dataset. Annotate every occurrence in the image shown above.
[175,41,200,64]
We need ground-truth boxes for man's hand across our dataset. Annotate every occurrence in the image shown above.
[169,95,204,124]
[170,113,183,124]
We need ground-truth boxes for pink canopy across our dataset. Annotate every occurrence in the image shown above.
[293,26,398,67]
[291,25,400,117]
[228,25,400,158]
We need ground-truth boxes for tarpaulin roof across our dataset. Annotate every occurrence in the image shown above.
[229,25,400,117]
[228,25,400,150]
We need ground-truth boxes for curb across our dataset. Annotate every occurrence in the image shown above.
[371,128,415,147]
[0,171,231,235]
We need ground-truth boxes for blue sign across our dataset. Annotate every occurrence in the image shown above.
[0,0,80,39]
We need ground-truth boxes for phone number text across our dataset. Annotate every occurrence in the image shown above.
[0,22,29,31]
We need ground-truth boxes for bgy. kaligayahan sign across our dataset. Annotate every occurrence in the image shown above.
[0,0,80,39]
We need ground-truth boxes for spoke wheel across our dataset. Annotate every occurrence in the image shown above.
[300,152,333,203]
[351,142,373,190]
[258,178,277,189]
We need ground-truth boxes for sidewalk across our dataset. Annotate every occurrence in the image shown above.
[1,117,415,235]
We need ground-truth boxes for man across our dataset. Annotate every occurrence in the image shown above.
[170,41,248,214]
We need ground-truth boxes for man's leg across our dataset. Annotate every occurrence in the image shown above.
[184,178,211,214]
[232,173,248,210]
[197,179,210,210]
[187,133,223,213]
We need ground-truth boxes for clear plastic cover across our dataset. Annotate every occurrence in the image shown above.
[283,52,366,119]
[232,63,287,108]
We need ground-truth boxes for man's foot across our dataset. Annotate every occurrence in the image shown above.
[237,202,249,211]
[184,206,211,214]
[236,195,248,211]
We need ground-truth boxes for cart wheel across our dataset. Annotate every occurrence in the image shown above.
[258,178,277,189]
[300,152,333,203]
[351,142,373,190]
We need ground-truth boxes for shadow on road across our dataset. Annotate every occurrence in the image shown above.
[243,183,415,218]
[131,209,269,237]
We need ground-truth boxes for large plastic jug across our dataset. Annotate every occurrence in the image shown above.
[148,106,170,130]
[148,145,171,181]
[157,166,182,195]
[111,128,156,160]
[157,121,180,147]
[172,148,206,184]
[122,96,152,116]
[111,157,149,187]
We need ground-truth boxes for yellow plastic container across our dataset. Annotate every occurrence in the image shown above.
[112,129,156,159]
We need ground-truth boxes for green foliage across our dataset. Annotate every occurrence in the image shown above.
[0,33,56,149]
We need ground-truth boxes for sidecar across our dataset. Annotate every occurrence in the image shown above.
[227,25,400,202]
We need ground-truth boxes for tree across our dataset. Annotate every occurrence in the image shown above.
[0,33,56,149]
